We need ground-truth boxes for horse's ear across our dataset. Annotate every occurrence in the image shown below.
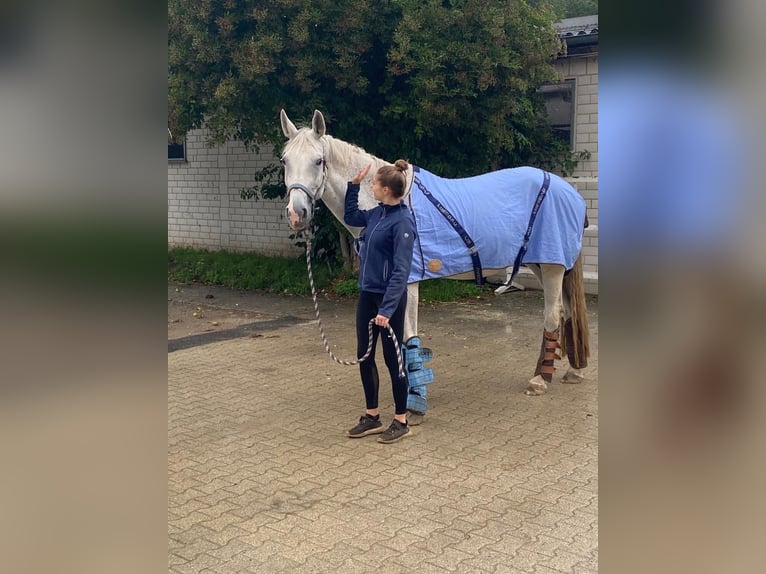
[311,110,326,138]
[280,109,298,139]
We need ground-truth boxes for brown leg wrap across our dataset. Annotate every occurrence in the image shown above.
[564,318,588,369]
[534,329,562,383]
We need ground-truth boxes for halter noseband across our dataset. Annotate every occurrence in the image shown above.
[287,182,319,205]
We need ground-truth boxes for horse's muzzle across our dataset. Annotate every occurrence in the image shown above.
[286,206,308,231]
[287,217,309,232]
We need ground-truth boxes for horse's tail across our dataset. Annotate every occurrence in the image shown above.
[561,252,590,368]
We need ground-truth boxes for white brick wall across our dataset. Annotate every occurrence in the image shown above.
[555,52,598,293]
[168,129,301,256]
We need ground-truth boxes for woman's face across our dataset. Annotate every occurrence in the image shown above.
[371,173,388,202]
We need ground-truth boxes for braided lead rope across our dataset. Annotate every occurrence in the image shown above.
[304,237,405,379]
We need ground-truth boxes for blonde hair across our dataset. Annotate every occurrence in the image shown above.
[376,159,409,198]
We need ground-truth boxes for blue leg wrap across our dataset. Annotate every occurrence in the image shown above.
[405,337,434,414]
[404,338,433,371]
[407,388,428,413]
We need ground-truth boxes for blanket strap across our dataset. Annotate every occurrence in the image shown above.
[413,167,551,287]
[505,170,552,286]
[412,169,485,285]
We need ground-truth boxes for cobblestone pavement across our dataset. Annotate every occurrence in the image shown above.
[168,284,598,573]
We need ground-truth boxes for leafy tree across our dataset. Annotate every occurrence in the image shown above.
[532,0,598,19]
[169,0,398,151]
[169,0,580,263]
[565,0,598,18]
[384,0,568,176]
[170,0,572,171]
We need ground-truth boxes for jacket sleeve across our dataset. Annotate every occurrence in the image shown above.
[378,216,416,318]
[343,182,369,228]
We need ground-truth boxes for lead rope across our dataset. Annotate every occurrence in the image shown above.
[304,237,405,379]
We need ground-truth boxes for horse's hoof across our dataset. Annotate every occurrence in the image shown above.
[407,411,425,426]
[525,376,547,396]
[561,371,585,384]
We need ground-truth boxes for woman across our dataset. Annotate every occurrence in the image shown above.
[344,160,416,444]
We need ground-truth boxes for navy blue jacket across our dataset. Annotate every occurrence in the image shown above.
[344,182,416,318]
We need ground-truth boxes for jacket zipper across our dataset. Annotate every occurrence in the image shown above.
[360,209,386,287]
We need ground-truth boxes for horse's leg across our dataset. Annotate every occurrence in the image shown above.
[403,282,432,423]
[404,282,419,342]
[525,264,564,396]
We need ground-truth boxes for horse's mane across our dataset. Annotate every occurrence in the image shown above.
[283,128,389,170]
[325,135,381,167]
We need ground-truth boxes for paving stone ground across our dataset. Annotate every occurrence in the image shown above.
[168,283,598,573]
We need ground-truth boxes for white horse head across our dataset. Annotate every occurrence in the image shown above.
[280,109,328,232]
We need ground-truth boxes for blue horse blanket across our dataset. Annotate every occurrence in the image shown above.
[405,166,586,283]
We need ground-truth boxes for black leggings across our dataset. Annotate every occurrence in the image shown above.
[356,290,409,415]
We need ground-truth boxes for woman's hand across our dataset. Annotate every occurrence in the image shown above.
[352,164,372,185]
[374,314,390,328]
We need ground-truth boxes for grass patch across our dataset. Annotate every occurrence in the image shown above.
[419,278,490,302]
[332,278,360,297]
[168,247,497,301]
[168,247,334,295]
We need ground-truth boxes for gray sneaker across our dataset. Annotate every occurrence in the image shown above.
[348,414,384,438]
[377,419,410,443]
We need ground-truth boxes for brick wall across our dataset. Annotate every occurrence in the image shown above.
[555,53,598,294]
[168,129,300,256]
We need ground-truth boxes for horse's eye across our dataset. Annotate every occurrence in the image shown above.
[315,158,323,166]
[280,157,286,165]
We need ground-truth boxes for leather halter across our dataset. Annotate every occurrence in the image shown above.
[286,144,328,219]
